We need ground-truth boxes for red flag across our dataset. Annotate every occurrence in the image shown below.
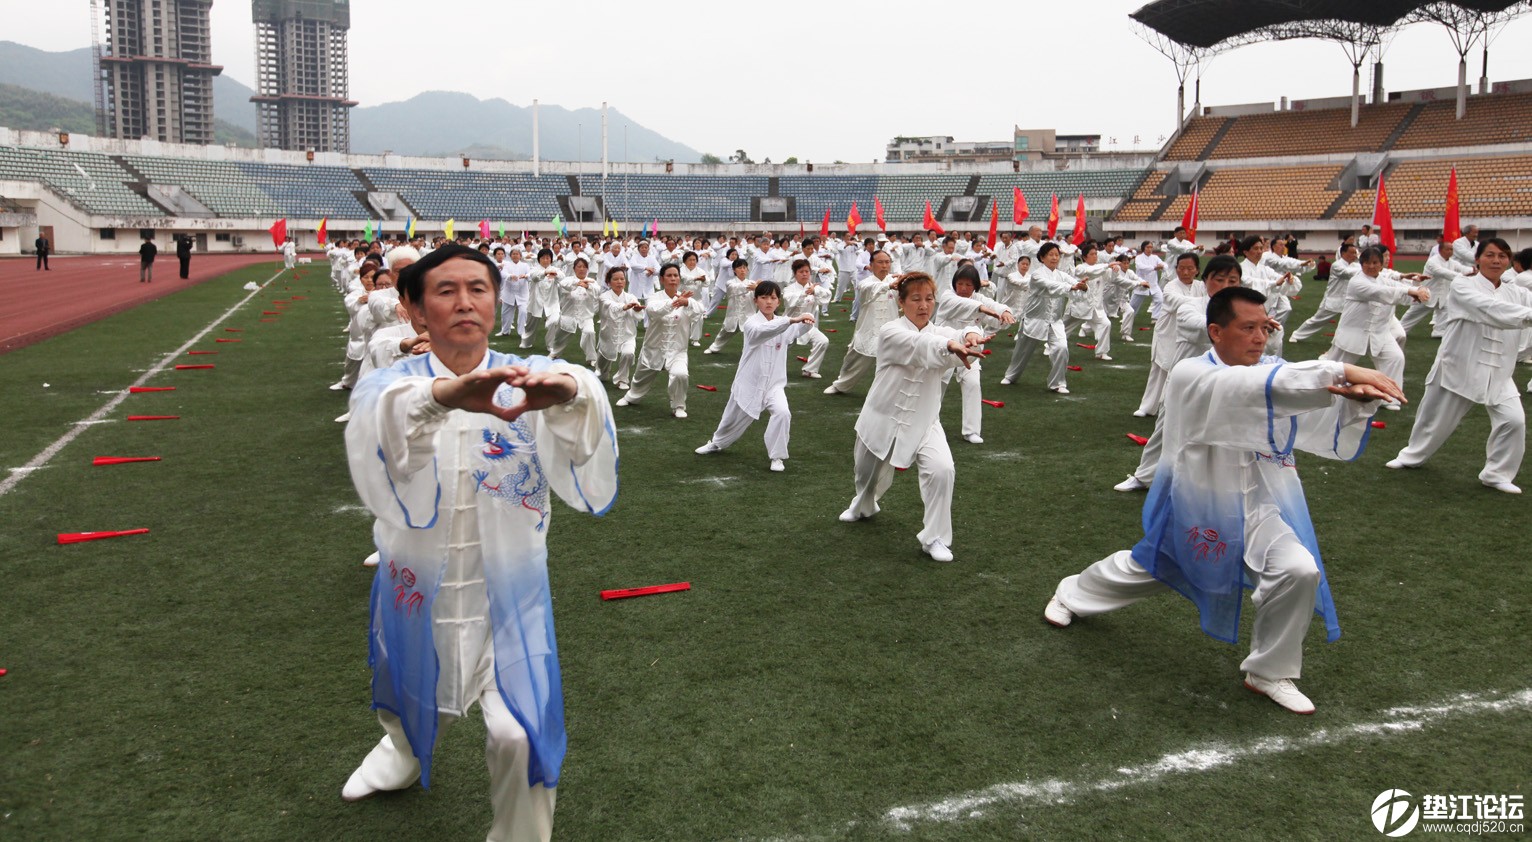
[922,201,946,236]
[820,206,831,238]
[874,196,887,232]
[1373,174,1397,268]
[1179,190,1200,243]
[1443,167,1461,243]
[986,200,999,250]
[799,219,805,238]
[1013,187,1028,224]
[478,220,491,239]
[847,202,863,236]
[1069,195,1087,246]
[316,217,328,245]
[269,218,287,248]
[1046,194,1060,238]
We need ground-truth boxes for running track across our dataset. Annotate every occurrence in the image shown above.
[0,253,311,353]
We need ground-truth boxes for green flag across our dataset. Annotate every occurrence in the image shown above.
[364,219,373,241]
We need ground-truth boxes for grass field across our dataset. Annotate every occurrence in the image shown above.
[0,260,1527,841]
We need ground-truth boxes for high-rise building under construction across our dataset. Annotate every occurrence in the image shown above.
[97,0,222,145]
[251,0,355,153]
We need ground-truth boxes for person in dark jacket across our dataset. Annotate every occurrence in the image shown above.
[35,234,50,270]
[140,236,157,283]
[176,234,193,279]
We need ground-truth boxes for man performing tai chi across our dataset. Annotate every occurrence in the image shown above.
[341,243,618,841]
[1045,287,1403,714]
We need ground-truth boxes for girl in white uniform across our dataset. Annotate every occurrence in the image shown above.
[595,268,642,390]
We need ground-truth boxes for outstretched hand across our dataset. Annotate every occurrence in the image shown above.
[1330,364,1405,405]
[431,365,578,423]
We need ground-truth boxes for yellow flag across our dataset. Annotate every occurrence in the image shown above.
[603,218,611,238]
[444,218,455,240]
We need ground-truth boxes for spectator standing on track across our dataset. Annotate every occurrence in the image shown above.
[176,234,193,279]
[139,235,157,283]
[34,233,50,271]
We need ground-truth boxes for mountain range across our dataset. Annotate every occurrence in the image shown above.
[0,41,703,162]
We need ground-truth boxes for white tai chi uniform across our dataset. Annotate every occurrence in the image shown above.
[1002,264,1075,389]
[340,281,371,388]
[680,264,711,342]
[595,289,640,388]
[1056,355,1375,680]
[499,259,533,338]
[1248,253,1304,357]
[549,275,600,364]
[1400,248,1473,337]
[936,290,1009,441]
[522,266,563,350]
[845,317,981,552]
[1062,261,1116,358]
[1124,252,1167,335]
[624,288,705,412]
[783,280,832,376]
[1322,270,1423,395]
[706,278,755,354]
[281,241,297,270]
[344,350,617,842]
[828,275,900,393]
[1289,258,1360,343]
[1135,277,1207,416]
[703,313,812,460]
[1391,273,1532,486]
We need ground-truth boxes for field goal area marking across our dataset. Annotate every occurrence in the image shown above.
[881,687,1532,833]
[0,268,286,499]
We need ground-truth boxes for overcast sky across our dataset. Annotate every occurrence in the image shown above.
[7,0,1532,161]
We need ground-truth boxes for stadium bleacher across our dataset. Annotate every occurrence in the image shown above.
[577,174,765,223]
[0,146,162,216]
[237,162,369,218]
[366,169,568,221]
[123,155,282,217]
[1392,91,1532,150]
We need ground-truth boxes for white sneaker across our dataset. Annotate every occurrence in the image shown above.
[999,377,1013,386]
[1113,475,1148,492]
[1051,386,1070,395]
[838,506,876,522]
[341,740,422,802]
[923,540,954,562]
[695,442,722,455]
[691,341,701,347]
[362,552,380,568]
[673,408,687,419]
[1132,409,1149,418]
[1096,354,1113,361]
[769,459,785,472]
[702,348,716,355]
[1243,673,1316,714]
[823,385,842,395]
[1382,402,1402,411]
[1483,480,1522,494]
[1121,335,1135,343]
[802,371,822,379]
[329,381,346,391]
[616,397,632,407]
[963,434,984,444]
[1043,595,1073,627]
[334,412,351,423]
[1384,459,1409,470]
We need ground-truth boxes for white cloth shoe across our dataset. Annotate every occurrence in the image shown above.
[1384,459,1410,470]
[673,408,687,419]
[362,551,379,568]
[1043,595,1073,627]
[1051,386,1070,395]
[702,348,716,355]
[1096,354,1113,361]
[769,459,785,472]
[695,442,722,454]
[923,540,954,562]
[1483,480,1522,494]
[334,412,351,423]
[340,738,421,802]
[999,377,1013,385]
[823,385,842,395]
[615,397,632,407]
[838,505,877,523]
[802,371,822,379]
[1243,673,1316,714]
[328,381,346,391]
[1132,409,1150,418]
[963,434,984,444]
[1114,475,1148,492]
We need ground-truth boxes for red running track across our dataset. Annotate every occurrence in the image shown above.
[0,253,293,353]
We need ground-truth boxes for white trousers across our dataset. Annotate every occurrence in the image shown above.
[1064,312,1112,357]
[596,351,633,388]
[357,688,555,842]
[1398,301,1439,337]
[1056,514,1321,680]
[548,325,597,365]
[705,325,738,353]
[1393,381,1526,484]
[626,355,690,410]
[942,362,984,438]
[829,348,876,393]
[709,393,790,459]
[499,296,528,337]
[520,314,551,349]
[1004,331,1068,388]
[1325,346,1405,402]
[1288,305,1343,343]
[1121,292,1152,338]
[1136,361,1168,416]
[1264,310,1289,358]
[341,356,362,389]
[797,328,830,376]
[847,432,955,548]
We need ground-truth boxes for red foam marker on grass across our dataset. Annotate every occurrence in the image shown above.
[982,399,1004,408]
[57,528,149,545]
[796,356,809,363]
[695,384,718,392]
[981,349,993,356]
[1067,365,1083,372]
[1324,332,1335,337]
[703,333,712,338]
[224,328,243,333]
[93,456,161,466]
[175,364,215,370]
[129,386,175,393]
[1076,343,1096,350]
[187,351,217,356]
[1126,433,1149,446]
[215,339,240,343]
[1371,421,1387,429]
[600,581,690,601]
[128,415,179,421]
[261,310,280,315]
[1138,326,1152,331]
[260,318,279,322]
[0,668,7,677]
[826,328,838,333]
[291,295,308,300]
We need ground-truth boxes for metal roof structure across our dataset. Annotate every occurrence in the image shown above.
[1129,0,1526,51]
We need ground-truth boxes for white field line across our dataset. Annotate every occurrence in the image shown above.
[0,269,284,499]
[883,687,1532,832]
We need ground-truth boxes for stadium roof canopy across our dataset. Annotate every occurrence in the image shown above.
[1130,0,1527,49]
